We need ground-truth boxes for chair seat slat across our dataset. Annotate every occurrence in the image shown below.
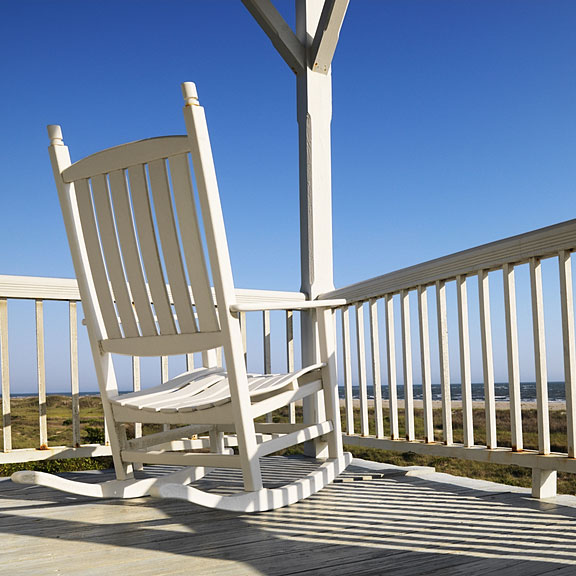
[111,366,318,414]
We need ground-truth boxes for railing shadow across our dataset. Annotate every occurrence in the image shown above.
[2,462,576,575]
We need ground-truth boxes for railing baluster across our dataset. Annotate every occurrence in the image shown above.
[240,311,247,366]
[161,356,170,432]
[263,310,272,423]
[418,286,434,443]
[355,303,369,436]
[530,257,550,455]
[286,310,296,424]
[36,300,48,448]
[132,356,142,439]
[186,352,195,371]
[69,301,80,446]
[369,299,384,438]
[457,275,473,447]
[478,270,497,449]
[341,307,354,435]
[503,264,522,452]
[0,299,11,452]
[559,250,576,457]
[436,280,453,445]
[385,294,399,439]
[401,290,414,440]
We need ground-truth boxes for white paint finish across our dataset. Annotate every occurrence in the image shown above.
[532,468,557,499]
[341,306,354,435]
[286,310,296,424]
[0,299,11,452]
[0,274,304,305]
[263,309,272,423]
[309,0,349,74]
[147,158,198,334]
[478,270,497,449]
[132,356,142,441]
[230,298,346,312]
[90,173,140,338]
[241,0,306,74]
[436,281,453,446]
[558,250,576,457]
[127,164,177,336]
[62,136,190,182]
[152,453,352,512]
[74,178,123,340]
[530,257,551,455]
[369,299,384,438]
[296,0,335,300]
[323,218,576,303]
[108,169,157,337]
[355,303,369,436]
[456,276,474,448]
[417,286,434,443]
[343,435,576,474]
[37,85,348,510]
[503,263,523,452]
[35,300,48,447]
[69,301,81,446]
[400,290,415,441]
[0,443,111,464]
[169,153,219,332]
[385,294,399,439]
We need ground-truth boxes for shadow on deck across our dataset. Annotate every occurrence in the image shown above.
[2,457,576,575]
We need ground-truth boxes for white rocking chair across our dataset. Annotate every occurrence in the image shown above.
[12,82,350,512]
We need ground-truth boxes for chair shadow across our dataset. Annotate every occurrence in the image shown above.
[2,461,576,575]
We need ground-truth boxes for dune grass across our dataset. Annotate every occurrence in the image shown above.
[1,395,575,494]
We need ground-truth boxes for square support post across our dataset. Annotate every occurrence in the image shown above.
[532,468,557,499]
[297,0,335,458]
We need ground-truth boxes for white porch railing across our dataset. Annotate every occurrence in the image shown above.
[0,275,302,464]
[3,218,576,498]
[323,218,576,498]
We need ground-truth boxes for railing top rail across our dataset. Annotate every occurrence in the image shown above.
[0,275,306,305]
[323,218,576,303]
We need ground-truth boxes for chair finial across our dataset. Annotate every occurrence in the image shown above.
[47,125,64,146]
[182,82,199,106]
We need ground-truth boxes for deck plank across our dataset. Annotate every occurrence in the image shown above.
[2,458,576,575]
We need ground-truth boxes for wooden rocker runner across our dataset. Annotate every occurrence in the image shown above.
[12,82,351,512]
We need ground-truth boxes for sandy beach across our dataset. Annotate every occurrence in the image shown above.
[340,399,567,411]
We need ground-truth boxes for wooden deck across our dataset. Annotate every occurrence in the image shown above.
[2,457,576,575]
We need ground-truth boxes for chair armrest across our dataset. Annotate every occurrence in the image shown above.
[230,298,347,313]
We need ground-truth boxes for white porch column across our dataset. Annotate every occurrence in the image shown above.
[297,0,334,457]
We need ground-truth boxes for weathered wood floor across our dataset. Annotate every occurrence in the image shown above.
[2,457,576,575]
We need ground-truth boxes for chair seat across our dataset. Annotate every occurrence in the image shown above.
[110,364,324,414]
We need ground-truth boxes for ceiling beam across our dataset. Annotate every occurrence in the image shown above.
[309,0,349,74]
[241,0,306,74]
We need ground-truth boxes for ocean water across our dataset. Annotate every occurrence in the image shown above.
[340,382,567,403]
[7,382,568,403]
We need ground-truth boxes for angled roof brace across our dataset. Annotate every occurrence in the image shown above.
[241,0,306,74]
[309,0,349,74]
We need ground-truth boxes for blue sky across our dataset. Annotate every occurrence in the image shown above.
[2,1,576,391]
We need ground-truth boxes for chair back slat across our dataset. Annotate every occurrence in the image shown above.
[52,110,227,354]
[126,164,177,336]
[108,169,158,336]
[74,178,123,340]
[147,158,198,334]
[170,153,220,332]
[91,174,139,338]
